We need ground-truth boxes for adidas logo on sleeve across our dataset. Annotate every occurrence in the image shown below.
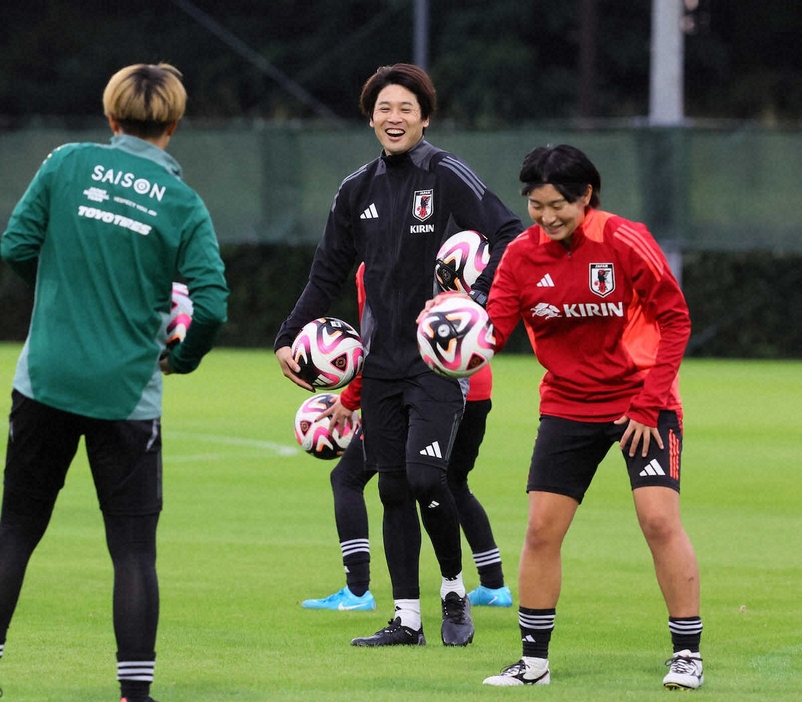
[360,203,379,219]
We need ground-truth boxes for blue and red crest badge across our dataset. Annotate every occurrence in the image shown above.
[589,263,615,297]
[413,189,434,221]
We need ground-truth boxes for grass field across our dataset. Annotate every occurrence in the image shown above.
[0,343,800,701]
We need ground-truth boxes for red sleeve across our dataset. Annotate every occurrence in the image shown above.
[340,261,366,411]
[340,374,362,410]
[466,364,492,401]
[486,231,532,352]
[355,261,366,318]
[613,221,691,425]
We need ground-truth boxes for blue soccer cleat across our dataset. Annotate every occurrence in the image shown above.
[467,584,513,607]
[301,586,376,611]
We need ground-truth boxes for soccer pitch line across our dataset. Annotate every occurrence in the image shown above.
[166,430,301,458]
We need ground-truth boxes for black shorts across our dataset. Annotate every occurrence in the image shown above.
[448,398,491,483]
[4,390,163,516]
[360,373,464,472]
[526,410,683,503]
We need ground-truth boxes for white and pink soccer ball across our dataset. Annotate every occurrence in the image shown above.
[417,295,495,378]
[167,282,193,347]
[435,230,490,293]
[294,393,355,460]
[291,317,364,389]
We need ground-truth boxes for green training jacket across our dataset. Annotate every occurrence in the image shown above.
[1,134,229,420]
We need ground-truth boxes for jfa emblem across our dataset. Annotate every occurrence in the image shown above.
[413,189,434,221]
[589,263,615,297]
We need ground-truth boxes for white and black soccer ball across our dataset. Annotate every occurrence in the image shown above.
[435,230,490,293]
[166,282,193,348]
[291,317,364,389]
[417,295,495,377]
[294,393,354,460]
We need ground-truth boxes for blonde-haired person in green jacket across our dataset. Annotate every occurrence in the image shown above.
[0,63,228,702]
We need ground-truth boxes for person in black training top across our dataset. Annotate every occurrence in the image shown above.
[275,63,521,647]
[301,264,512,613]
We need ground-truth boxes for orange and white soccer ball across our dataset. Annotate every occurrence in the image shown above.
[290,317,364,389]
[435,230,490,293]
[294,393,355,459]
[417,295,495,378]
[167,282,193,348]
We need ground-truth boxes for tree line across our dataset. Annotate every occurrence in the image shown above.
[2,0,802,126]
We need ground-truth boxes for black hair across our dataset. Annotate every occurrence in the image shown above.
[519,144,601,208]
[359,63,436,119]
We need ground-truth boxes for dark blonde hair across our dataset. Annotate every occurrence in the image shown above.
[359,63,436,120]
[102,63,186,138]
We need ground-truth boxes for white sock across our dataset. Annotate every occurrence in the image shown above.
[440,572,466,599]
[394,599,421,630]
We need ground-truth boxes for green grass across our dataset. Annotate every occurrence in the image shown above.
[0,344,800,700]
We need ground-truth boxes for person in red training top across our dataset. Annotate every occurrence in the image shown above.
[457,145,701,689]
[303,263,511,613]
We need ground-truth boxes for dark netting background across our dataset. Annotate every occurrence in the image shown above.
[2,124,800,356]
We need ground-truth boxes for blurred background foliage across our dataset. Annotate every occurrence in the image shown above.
[2,0,801,358]
[3,0,802,126]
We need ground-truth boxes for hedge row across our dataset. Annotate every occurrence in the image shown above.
[1,247,799,358]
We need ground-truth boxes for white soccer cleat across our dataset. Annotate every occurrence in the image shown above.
[663,649,704,690]
[483,657,550,686]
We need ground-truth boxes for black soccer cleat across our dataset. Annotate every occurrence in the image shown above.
[350,617,426,646]
[441,591,474,646]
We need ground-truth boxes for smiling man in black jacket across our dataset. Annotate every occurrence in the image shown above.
[275,63,521,648]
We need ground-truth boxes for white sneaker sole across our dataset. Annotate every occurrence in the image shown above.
[483,671,550,686]
[663,675,704,690]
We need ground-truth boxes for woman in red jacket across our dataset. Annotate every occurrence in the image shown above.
[476,145,703,690]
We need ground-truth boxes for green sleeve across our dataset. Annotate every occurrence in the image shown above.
[166,317,224,373]
[1,156,53,285]
[165,201,229,374]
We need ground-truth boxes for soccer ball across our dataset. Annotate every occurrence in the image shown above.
[167,282,193,348]
[435,230,490,293]
[291,317,364,389]
[417,295,495,377]
[294,393,355,459]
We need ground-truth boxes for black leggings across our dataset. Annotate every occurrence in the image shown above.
[0,391,161,663]
[328,398,503,594]
[0,492,158,659]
